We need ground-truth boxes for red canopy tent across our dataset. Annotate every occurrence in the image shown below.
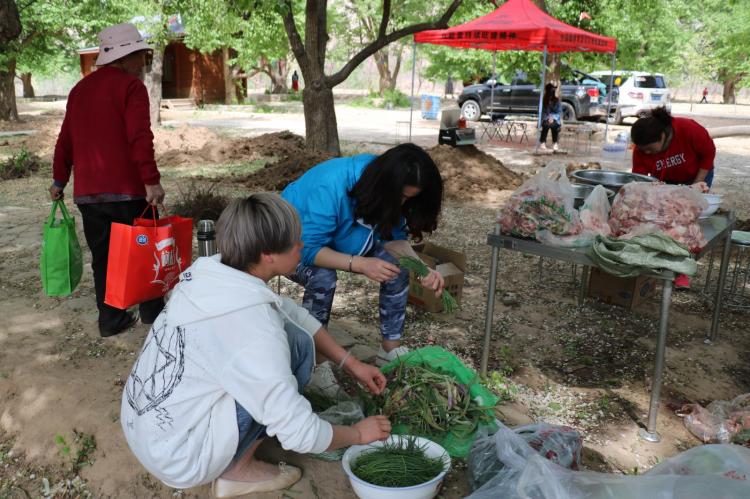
[414,0,616,53]
[408,0,618,139]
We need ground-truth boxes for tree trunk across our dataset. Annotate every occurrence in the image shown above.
[302,86,339,153]
[234,77,245,104]
[0,0,21,44]
[722,77,736,105]
[264,58,289,94]
[547,54,561,87]
[374,50,393,95]
[0,57,19,121]
[20,72,33,98]
[222,47,235,105]
[280,0,463,154]
[373,46,403,95]
[144,46,163,126]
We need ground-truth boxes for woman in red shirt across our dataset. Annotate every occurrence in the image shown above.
[630,107,716,289]
[631,106,715,187]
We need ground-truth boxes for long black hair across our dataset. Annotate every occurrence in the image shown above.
[631,106,672,145]
[349,143,443,242]
[542,82,559,109]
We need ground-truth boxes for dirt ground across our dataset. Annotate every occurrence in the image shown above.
[1,99,750,498]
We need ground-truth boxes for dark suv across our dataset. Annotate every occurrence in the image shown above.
[458,71,606,122]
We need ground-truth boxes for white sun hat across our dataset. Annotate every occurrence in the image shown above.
[95,23,152,66]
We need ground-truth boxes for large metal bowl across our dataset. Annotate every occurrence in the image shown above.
[572,184,615,209]
[570,170,656,192]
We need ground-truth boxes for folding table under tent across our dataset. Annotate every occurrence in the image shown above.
[408,0,618,142]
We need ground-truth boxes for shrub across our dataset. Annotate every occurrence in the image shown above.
[348,89,412,109]
[382,89,411,108]
[171,180,230,226]
[0,148,41,180]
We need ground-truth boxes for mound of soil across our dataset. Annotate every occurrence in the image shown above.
[244,149,335,191]
[426,144,523,203]
[238,141,524,199]
[155,125,221,165]
[6,114,64,160]
[157,129,334,192]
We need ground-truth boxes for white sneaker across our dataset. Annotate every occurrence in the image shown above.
[539,143,547,150]
[307,361,344,399]
[553,143,559,151]
[377,346,410,364]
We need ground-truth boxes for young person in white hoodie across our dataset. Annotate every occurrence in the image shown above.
[121,193,391,497]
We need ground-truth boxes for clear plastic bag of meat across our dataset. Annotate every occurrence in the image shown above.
[679,393,750,444]
[580,184,612,236]
[610,182,708,252]
[467,420,750,499]
[468,423,582,491]
[536,185,612,247]
[497,162,582,238]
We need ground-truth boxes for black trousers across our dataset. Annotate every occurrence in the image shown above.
[540,121,560,144]
[78,200,164,329]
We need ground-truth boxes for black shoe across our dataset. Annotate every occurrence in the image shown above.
[139,300,165,326]
[99,311,139,337]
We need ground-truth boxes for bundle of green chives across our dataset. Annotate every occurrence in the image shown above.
[378,362,492,439]
[397,256,459,313]
[351,437,445,487]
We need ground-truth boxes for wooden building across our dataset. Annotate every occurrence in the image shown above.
[78,40,245,104]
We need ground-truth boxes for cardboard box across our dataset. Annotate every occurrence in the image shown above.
[587,268,657,309]
[407,242,466,313]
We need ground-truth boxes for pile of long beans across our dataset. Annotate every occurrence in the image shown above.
[377,362,491,438]
[398,256,459,313]
[351,436,445,487]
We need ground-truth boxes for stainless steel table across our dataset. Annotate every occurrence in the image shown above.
[481,212,735,442]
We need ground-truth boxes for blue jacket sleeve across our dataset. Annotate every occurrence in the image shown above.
[299,186,340,266]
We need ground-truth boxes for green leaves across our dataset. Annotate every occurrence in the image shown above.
[10,0,131,77]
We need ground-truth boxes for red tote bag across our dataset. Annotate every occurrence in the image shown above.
[105,207,193,309]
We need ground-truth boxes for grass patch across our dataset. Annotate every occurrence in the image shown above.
[0,148,41,180]
[253,103,282,113]
[55,429,97,472]
[486,370,519,401]
[349,89,412,109]
[164,159,269,179]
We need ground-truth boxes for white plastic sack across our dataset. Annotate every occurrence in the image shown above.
[498,162,582,239]
[466,420,750,499]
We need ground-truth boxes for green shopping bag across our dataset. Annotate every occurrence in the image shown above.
[40,200,83,296]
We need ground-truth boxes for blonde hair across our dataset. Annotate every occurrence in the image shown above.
[216,193,301,271]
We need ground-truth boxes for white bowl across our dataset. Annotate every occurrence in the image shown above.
[700,194,722,218]
[342,435,451,499]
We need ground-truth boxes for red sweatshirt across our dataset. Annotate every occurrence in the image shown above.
[53,66,160,200]
[632,117,715,184]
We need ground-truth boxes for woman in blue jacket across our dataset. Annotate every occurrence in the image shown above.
[536,82,562,152]
[281,143,445,362]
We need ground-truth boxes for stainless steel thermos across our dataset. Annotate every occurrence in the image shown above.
[197,219,216,257]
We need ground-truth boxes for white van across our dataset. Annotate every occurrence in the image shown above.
[589,71,671,124]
